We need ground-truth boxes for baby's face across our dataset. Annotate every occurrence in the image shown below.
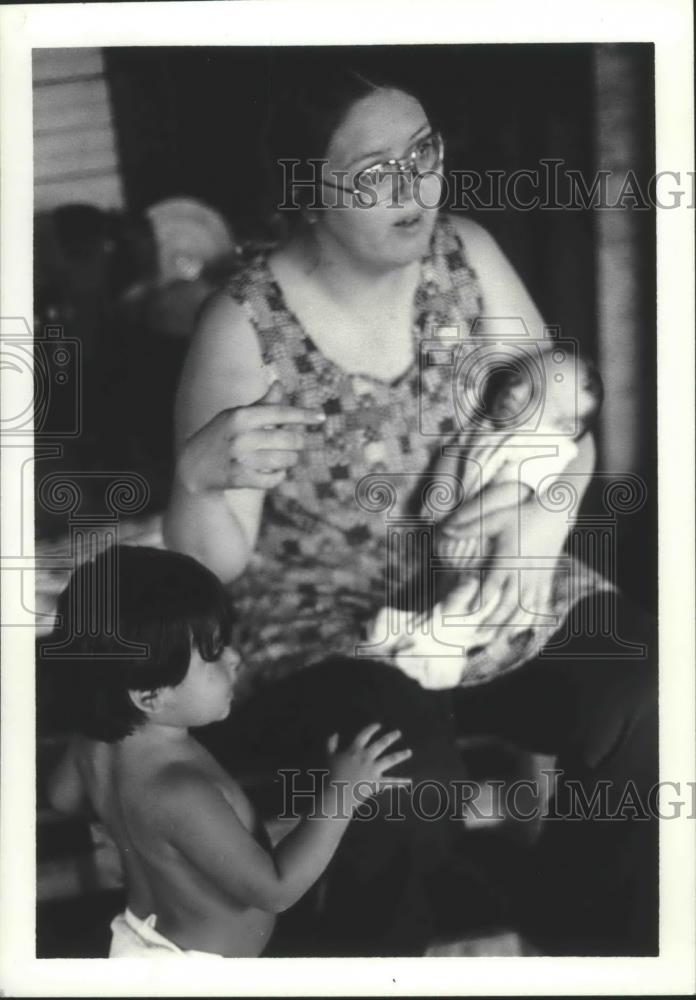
[541,356,595,436]
[493,354,594,437]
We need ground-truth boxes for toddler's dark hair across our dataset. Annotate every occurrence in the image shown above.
[40,546,234,743]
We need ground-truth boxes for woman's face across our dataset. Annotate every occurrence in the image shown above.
[317,88,442,270]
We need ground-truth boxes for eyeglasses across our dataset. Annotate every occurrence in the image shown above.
[322,131,444,207]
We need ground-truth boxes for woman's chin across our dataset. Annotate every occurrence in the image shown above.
[389,211,437,254]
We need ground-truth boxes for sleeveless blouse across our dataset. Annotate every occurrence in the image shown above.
[33,215,608,689]
[224,215,607,691]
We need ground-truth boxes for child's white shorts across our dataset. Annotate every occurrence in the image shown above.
[109,908,224,959]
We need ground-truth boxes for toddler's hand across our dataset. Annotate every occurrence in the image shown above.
[326,724,412,811]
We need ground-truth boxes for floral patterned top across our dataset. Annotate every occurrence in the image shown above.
[34,214,608,689]
[224,214,607,690]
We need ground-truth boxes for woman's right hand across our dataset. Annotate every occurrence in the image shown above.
[175,381,326,494]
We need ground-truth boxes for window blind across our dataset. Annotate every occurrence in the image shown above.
[33,48,124,212]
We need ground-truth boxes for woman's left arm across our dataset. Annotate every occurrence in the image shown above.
[480,431,596,630]
[523,430,596,553]
[449,215,597,626]
[450,214,547,339]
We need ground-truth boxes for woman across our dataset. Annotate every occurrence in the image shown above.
[164,64,601,683]
[159,58,657,957]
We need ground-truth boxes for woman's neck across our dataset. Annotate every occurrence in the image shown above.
[285,225,421,312]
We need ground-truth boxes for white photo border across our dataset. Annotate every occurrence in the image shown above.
[1,0,694,995]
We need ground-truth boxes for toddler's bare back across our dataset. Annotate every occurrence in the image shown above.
[76,735,276,957]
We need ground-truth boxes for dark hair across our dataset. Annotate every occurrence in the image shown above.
[41,546,234,743]
[576,356,604,438]
[263,50,429,217]
[478,349,604,438]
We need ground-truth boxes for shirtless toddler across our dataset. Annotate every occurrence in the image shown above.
[47,545,411,957]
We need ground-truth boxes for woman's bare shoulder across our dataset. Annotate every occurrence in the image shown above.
[446,213,502,262]
[174,288,270,442]
[445,213,544,325]
[187,289,263,373]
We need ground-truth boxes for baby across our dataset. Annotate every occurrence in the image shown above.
[46,545,411,958]
[368,342,603,688]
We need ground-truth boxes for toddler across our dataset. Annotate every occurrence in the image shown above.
[46,545,411,957]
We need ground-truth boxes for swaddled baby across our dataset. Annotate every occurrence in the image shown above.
[368,342,603,688]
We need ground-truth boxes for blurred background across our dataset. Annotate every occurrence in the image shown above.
[33,43,657,956]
